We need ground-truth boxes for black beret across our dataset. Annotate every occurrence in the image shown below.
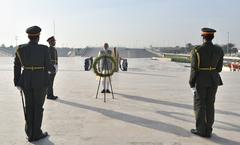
[26,26,41,36]
[47,36,55,42]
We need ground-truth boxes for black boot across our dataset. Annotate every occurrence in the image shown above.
[190,129,206,137]
[47,95,58,100]
[28,132,48,142]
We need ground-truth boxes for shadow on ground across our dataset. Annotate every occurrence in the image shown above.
[27,136,54,145]
[115,93,240,118]
[56,99,191,137]
[156,111,240,132]
[115,93,240,145]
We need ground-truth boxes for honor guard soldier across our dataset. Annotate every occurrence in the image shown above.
[189,27,224,138]
[14,26,55,142]
[47,36,58,100]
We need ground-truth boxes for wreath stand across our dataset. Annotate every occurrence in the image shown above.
[95,72,114,102]
[93,55,116,102]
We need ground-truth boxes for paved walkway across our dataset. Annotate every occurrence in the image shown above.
[0,57,239,145]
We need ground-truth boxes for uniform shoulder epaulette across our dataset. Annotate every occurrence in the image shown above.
[16,44,26,51]
[193,45,201,50]
[214,44,222,49]
[16,44,26,66]
[190,45,200,54]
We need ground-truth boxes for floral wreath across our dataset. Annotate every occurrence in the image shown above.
[93,55,116,77]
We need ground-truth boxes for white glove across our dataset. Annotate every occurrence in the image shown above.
[191,87,196,93]
[54,65,58,73]
[16,86,22,91]
[48,71,52,74]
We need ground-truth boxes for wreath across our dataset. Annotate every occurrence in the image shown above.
[93,55,116,77]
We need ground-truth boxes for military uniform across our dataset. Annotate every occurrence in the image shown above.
[46,36,58,100]
[14,26,55,141]
[189,28,224,137]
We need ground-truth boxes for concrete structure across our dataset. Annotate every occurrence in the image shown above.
[75,47,159,58]
[0,49,13,57]
[0,57,239,145]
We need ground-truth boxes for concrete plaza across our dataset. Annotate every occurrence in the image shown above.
[0,57,239,145]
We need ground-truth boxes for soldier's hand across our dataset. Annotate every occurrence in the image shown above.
[191,87,196,93]
[16,86,22,91]
[54,65,58,73]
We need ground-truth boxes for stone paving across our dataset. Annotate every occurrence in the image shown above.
[0,57,240,145]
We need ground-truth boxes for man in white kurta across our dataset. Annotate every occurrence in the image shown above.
[98,43,113,93]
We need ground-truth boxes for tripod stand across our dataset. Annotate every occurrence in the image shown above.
[95,55,115,102]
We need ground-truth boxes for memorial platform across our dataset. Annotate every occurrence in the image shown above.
[0,57,239,145]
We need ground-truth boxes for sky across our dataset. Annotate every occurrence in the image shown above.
[0,0,240,48]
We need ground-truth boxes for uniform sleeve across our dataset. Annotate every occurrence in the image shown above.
[52,47,58,65]
[55,48,58,65]
[216,48,224,72]
[45,47,55,72]
[14,49,22,86]
[189,49,198,88]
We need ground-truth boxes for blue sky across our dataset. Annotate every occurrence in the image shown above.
[0,0,240,48]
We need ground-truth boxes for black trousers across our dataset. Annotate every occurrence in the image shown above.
[22,87,47,139]
[194,86,218,135]
[47,73,56,97]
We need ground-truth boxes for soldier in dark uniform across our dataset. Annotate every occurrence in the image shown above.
[47,36,58,100]
[14,26,55,142]
[189,27,224,138]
